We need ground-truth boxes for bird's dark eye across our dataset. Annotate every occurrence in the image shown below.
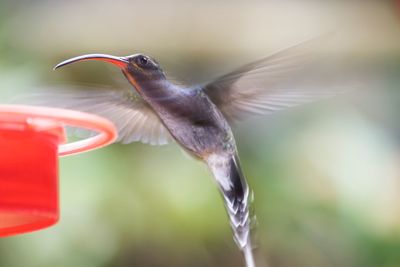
[139,56,148,66]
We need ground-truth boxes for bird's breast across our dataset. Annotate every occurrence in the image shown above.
[150,88,236,158]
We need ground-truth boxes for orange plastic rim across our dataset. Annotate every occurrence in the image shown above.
[0,105,117,156]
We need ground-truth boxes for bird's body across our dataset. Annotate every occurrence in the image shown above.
[121,68,253,257]
[150,85,252,250]
[46,36,348,267]
[141,84,234,159]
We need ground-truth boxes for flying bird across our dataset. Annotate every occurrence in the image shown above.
[38,37,349,267]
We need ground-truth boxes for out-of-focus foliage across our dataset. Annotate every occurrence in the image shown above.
[0,0,400,267]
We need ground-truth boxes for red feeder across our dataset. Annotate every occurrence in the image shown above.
[0,105,117,237]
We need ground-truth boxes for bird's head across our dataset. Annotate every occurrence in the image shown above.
[54,53,166,91]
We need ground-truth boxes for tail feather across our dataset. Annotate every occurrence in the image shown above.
[207,153,256,267]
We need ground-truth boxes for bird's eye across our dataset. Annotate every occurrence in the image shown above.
[139,56,148,66]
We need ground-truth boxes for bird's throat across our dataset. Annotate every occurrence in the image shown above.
[122,70,143,93]
[122,70,177,106]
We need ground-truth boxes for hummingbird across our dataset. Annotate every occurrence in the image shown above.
[48,38,346,267]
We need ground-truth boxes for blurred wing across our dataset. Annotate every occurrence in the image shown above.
[203,36,351,122]
[17,87,171,145]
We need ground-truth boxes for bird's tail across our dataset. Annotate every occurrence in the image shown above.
[206,153,256,267]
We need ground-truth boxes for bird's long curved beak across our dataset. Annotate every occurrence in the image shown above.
[54,54,129,70]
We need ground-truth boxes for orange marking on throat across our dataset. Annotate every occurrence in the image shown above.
[123,70,142,92]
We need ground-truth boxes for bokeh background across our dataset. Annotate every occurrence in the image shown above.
[1,0,400,266]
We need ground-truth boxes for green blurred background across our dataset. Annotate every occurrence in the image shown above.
[1,0,400,266]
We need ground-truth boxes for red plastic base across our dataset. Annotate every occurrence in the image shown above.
[0,124,61,236]
[0,105,117,237]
